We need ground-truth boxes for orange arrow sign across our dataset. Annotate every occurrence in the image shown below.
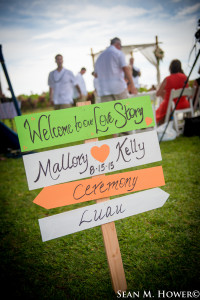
[33,166,165,209]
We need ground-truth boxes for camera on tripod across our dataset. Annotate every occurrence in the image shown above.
[195,19,200,42]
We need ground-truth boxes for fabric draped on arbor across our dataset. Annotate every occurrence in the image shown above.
[92,41,164,85]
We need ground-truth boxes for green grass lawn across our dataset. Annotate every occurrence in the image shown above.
[0,130,200,299]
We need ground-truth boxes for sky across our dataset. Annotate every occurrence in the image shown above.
[0,0,200,97]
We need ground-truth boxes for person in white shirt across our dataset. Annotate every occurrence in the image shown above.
[48,54,82,110]
[73,67,87,104]
[129,57,141,90]
[92,71,100,103]
[95,37,137,102]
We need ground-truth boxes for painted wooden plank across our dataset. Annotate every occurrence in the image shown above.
[33,166,165,209]
[38,188,169,242]
[23,130,162,190]
[15,96,155,152]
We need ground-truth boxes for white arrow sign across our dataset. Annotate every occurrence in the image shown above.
[23,130,161,190]
[39,188,169,242]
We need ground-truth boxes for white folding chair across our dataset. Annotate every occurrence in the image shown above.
[164,87,195,136]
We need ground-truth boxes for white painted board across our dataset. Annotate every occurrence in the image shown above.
[39,188,169,242]
[23,130,162,190]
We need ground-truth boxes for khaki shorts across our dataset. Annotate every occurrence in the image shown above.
[73,96,87,106]
[100,89,129,103]
[54,103,73,110]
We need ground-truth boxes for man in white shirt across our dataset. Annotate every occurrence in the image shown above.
[92,71,100,103]
[129,57,141,90]
[48,54,82,110]
[73,67,87,104]
[95,37,137,102]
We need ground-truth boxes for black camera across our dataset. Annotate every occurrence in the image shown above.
[195,29,200,42]
[195,19,200,42]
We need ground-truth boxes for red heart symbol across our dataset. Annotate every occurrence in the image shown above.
[91,144,110,163]
[145,117,153,126]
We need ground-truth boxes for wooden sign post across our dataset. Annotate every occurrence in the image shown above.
[15,97,169,294]
[79,101,127,292]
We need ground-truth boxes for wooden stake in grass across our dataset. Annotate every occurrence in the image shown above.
[78,101,127,293]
